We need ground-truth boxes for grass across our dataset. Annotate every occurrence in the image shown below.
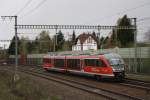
[0,70,60,100]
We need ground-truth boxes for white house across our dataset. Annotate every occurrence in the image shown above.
[72,33,98,51]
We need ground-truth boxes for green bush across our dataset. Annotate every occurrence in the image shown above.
[0,71,49,100]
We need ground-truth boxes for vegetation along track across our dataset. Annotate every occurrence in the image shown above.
[1,65,150,100]
[1,66,149,100]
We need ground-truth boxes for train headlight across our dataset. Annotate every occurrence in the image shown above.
[121,67,125,71]
[112,68,118,72]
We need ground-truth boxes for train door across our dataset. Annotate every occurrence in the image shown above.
[20,54,26,65]
[54,58,65,69]
[80,59,84,72]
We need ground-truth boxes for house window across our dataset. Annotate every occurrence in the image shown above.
[89,37,92,43]
[86,36,93,43]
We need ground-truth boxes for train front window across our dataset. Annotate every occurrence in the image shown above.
[104,53,124,65]
[109,59,124,65]
[84,59,106,67]
[104,53,125,70]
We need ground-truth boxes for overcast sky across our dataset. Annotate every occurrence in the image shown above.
[0,0,150,48]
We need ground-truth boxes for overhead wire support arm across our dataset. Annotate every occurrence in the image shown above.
[54,25,58,52]
[1,15,19,82]
[16,25,135,30]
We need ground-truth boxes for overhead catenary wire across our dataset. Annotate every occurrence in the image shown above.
[137,17,150,22]
[20,0,47,18]
[137,17,150,28]
[16,0,33,15]
[86,1,150,24]
[115,1,150,16]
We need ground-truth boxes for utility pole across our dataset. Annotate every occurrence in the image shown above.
[97,25,100,38]
[133,18,137,73]
[97,25,100,50]
[54,25,58,52]
[3,44,6,60]
[129,18,137,73]
[1,16,19,81]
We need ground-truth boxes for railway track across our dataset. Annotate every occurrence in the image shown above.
[20,67,145,100]
[125,78,150,87]
[119,79,150,94]
[0,65,149,100]
[21,65,150,90]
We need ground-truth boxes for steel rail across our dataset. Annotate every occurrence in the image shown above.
[18,66,143,100]
[1,65,148,100]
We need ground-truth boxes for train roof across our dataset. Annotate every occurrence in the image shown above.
[47,51,111,56]
[43,51,116,58]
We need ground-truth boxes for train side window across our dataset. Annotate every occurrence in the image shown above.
[84,59,106,67]
[54,59,64,68]
[84,59,95,66]
[96,60,106,67]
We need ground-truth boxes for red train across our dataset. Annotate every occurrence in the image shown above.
[42,52,125,80]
